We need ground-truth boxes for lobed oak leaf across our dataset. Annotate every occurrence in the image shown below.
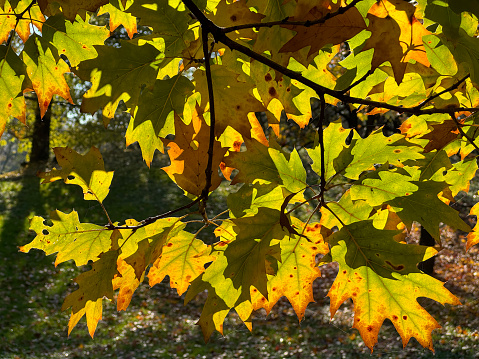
[98,1,137,39]
[41,14,110,67]
[362,0,431,84]
[328,221,460,352]
[194,66,267,138]
[39,146,114,203]
[0,45,27,137]
[20,210,112,267]
[38,0,109,21]
[421,119,461,153]
[251,220,330,321]
[162,107,227,196]
[280,1,366,59]
[75,41,163,123]
[62,250,119,337]
[351,171,471,241]
[22,35,73,117]
[148,229,214,296]
[330,129,424,180]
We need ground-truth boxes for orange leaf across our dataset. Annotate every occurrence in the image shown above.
[362,0,430,83]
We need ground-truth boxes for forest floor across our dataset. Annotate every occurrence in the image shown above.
[1,147,479,358]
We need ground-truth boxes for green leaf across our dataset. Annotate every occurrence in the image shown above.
[225,137,307,193]
[334,129,424,180]
[42,14,110,67]
[131,75,194,135]
[20,210,112,267]
[307,121,351,182]
[39,146,113,203]
[75,41,163,121]
[351,175,471,240]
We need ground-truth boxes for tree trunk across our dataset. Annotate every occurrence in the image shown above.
[29,99,52,164]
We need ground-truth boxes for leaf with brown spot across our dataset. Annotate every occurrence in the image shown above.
[148,227,213,296]
[22,35,73,117]
[328,221,460,352]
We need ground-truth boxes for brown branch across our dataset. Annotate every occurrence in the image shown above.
[221,0,362,34]
[318,92,326,205]
[199,25,217,222]
[451,113,479,153]
[182,0,479,117]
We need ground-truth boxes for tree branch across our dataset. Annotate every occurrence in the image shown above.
[182,0,479,117]
[220,0,362,34]
[199,25,217,221]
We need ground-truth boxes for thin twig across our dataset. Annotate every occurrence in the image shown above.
[450,113,479,152]
[107,198,201,230]
[413,74,470,110]
[221,0,362,33]
[341,70,372,94]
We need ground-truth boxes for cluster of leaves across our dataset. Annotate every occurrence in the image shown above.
[4,0,479,353]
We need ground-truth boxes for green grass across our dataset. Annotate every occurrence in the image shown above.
[1,148,479,358]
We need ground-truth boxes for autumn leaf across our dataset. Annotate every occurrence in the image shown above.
[251,219,330,321]
[421,119,461,153]
[361,0,431,83]
[327,221,460,351]
[194,66,267,138]
[148,228,213,296]
[62,250,119,337]
[38,146,114,203]
[38,0,108,21]
[0,45,27,136]
[22,35,73,117]
[280,1,366,59]
[162,108,227,196]
[98,0,137,39]
[20,210,112,267]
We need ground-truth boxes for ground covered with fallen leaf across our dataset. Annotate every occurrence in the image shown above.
[1,147,479,358]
